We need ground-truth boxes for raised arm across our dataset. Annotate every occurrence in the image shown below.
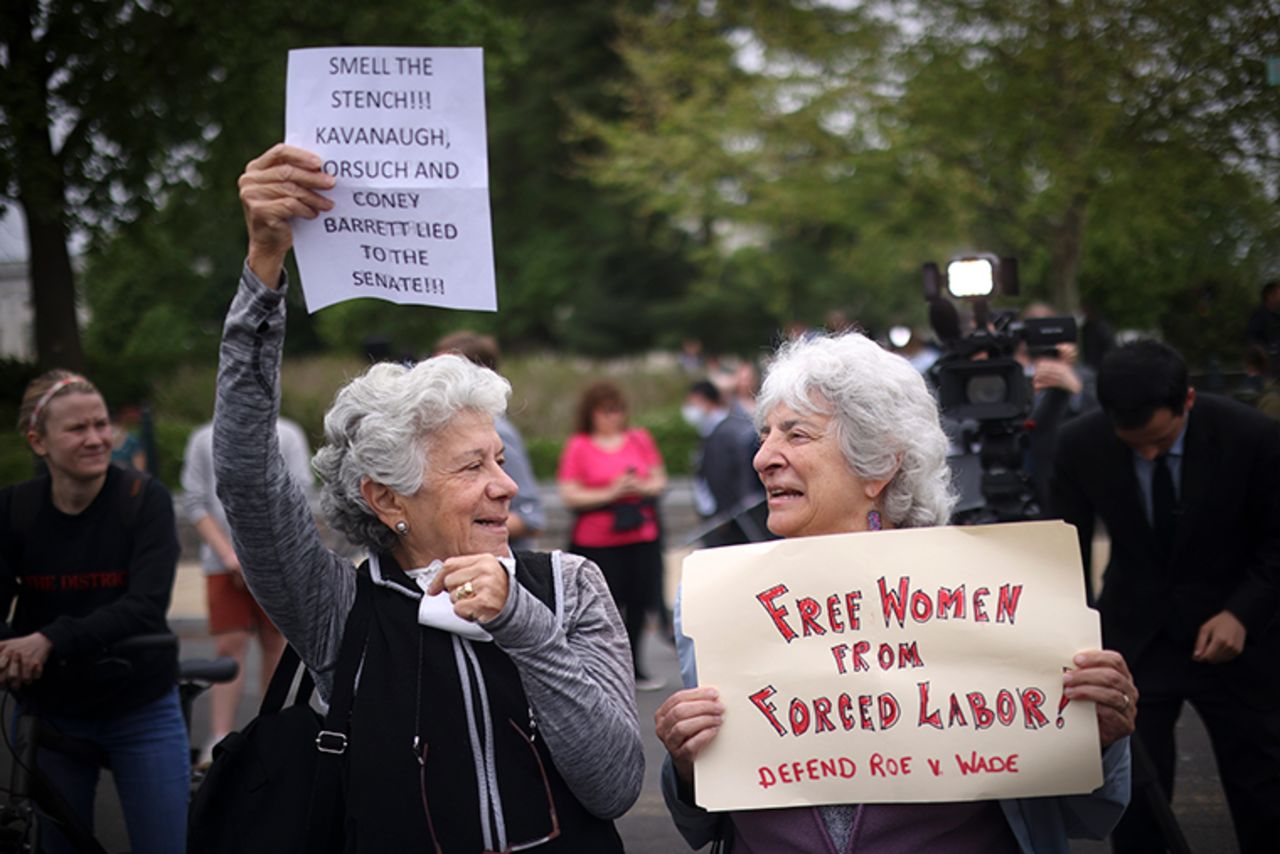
[213,145,352,696]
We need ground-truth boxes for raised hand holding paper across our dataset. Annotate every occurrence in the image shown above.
[285,47,496,313]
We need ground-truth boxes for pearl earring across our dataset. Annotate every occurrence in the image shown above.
[394,521,409,535]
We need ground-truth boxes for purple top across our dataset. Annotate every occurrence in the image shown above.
[730,801,1020,853]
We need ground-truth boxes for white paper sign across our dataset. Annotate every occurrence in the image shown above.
[285,47,496,313]
[683,521,1104,810]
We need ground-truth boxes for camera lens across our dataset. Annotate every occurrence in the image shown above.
[966,374,1008,405]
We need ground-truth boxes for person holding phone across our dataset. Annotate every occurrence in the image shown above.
[558,382,668,690]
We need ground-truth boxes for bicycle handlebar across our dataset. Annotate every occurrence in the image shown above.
[101,633,179,656]
[103,634,239,685]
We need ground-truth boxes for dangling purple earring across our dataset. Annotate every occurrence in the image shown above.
[866,509,882,531]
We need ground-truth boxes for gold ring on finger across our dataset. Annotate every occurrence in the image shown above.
[458,580,475,600]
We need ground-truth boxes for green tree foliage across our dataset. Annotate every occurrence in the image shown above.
[1,0,250,370]
[30,0,1280,385]
[82,0,514,379]
[1081,144,1280,367]
[890,0,1280,327]
[483,0,700,355]
[81,0,701,381]
[576,2,935,341]
[580,0,1280,360]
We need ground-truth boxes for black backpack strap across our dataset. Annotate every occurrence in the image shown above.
[259,644,315,716]
[304,568,376,848]
[325,569,376,729]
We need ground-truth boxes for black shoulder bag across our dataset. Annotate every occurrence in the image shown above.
[188,573,373,854]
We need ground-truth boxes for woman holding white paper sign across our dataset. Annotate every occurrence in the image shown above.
[209,143,641,851]
[656,332,1137,853]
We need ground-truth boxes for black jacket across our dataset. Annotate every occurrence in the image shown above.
[342,552,624,853]
[699,409,762,513]
[0,467,179,715]
[1050,394,1280,703]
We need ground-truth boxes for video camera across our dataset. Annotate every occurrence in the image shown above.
[924,254,1077,421]
[922,254,1077,523]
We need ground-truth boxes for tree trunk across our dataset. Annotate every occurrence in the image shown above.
[8,0,85,372]
[1047,196,1088,314]
[22,198,84,372]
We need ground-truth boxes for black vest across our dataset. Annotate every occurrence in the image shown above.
[342,551,625,853]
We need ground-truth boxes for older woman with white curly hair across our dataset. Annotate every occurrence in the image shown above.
[211,144,640,852]
[657,332,1136,853]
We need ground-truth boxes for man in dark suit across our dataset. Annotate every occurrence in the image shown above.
[1051,340,1280,853]
[683,380,767,547]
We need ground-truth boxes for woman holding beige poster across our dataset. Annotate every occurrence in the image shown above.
[656,333,1136,852]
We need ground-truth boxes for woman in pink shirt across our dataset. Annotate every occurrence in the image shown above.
[558,382,668,690]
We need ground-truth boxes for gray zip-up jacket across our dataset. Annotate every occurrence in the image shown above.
[212,264,643,819]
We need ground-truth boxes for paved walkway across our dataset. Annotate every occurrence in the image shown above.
[170,560,209,626]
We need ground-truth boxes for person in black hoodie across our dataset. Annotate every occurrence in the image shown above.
[0,370,186,854]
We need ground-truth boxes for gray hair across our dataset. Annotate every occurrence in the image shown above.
[756,332,956,528]
[312,354,510,551]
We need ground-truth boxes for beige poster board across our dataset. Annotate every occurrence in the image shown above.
[682,520,1103,810]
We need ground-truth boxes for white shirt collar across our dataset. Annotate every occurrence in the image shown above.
[374,553,516,641]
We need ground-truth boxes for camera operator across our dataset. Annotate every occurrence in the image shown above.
[923,256,1099,523]
[930,305,1098,523]
[1019,303,1099,511]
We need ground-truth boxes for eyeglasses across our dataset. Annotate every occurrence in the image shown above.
[416,718,561,853]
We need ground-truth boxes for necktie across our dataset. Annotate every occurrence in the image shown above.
[1151,454,1177,561]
